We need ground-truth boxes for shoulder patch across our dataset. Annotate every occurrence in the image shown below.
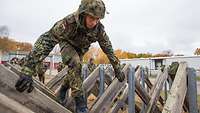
[52,20,66,37]
[64,13,76,24]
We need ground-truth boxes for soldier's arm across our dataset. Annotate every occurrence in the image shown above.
[22,19,67,75]
[97,27,121,73]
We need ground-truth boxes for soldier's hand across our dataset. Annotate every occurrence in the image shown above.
[15,75,34,93]
[115,70,125,82]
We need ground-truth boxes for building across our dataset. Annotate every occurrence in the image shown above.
[120,56,200,75]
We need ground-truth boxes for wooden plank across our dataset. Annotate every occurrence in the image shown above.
[0,92,35,113]
[0,64,72,113]
[145,67,168,113]
[90,64,130,113]
[162,62,187,113]
[145,77,164,106]
[149,71,163,95]
[83,65,100,93]
[46,66,68,91]
[108,84,128,113]
[135,75,161,113]
[4,62,57,101]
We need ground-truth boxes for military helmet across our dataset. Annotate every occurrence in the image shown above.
[78,0,106,19]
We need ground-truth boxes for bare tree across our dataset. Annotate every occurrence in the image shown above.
[0,25,9,38]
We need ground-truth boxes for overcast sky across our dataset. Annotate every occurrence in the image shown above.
[1,0,200,56]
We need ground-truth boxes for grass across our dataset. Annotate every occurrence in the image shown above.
[196,76,200,81]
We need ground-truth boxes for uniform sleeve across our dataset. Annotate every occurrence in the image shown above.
[22,19,67,75]
[97,27,121,72]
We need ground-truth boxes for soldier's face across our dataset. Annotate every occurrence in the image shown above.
[85,14,100,29]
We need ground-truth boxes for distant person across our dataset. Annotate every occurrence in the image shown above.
[168,62,179,80]
[18,57,26,66]
[57,62,65,72]
[15,0,125,112]
[87,58,96,74]
[35,62,48,84]
[10,57,19,65]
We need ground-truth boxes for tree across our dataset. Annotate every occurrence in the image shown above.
[0,37,32,53]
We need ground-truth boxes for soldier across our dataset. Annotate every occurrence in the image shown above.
[15,0,125,112]
[36,62,48,84]
[168,62,179,80]
[87,58,96,73]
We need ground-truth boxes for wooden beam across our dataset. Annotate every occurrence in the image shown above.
[4,62,57,101]
[46,66,68,91]
[145,68,168,113]
[108,84,128,113]
[162,62,187,113]
[145,77,164,106]
[83,66,100,93]
[135,74,161,113]
[0,92,35,113]
[90,64,130,113]
[0,64,71,113]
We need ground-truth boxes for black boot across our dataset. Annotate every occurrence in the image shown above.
[75,95,88,113]
[58,85,69,105]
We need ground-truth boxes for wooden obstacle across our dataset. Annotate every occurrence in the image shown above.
[0,61,199,113]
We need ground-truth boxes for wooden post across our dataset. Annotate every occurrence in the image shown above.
[140,67,146,113]
[0,64,71,113]
[109,67,141,113]
[99,64,105,96]
[128,66,135,113]
[186,68,198,113]
[162,62,187,113]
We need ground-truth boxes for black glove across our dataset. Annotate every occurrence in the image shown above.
[15,75,34,93]
[115,70,125,82]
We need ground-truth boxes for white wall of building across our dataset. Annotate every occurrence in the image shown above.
[120,56,200,76]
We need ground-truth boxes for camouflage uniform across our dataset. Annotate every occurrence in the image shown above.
[35,62,48,84]
[16,0,124,112]
[87,58,96,74]
[22,12,122,98]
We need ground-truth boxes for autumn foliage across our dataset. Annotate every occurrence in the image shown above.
[194,48,200,55]
[0,37,32,53]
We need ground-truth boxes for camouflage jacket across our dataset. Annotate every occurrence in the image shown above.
[22,12,121,75]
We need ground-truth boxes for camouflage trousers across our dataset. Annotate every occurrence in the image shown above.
[59,41,85,98]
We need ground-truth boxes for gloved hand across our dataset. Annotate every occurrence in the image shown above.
[15,75,34,93]
[115,69,125,82]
